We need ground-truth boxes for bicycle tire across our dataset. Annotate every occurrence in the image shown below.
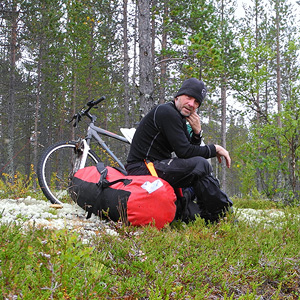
[37,141,100,205]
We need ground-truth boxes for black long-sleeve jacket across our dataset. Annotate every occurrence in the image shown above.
[127,101,216,163]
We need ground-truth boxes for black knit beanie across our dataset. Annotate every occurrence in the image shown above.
[175,78,207,106]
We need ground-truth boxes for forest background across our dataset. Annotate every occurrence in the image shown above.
[0,0,300,202]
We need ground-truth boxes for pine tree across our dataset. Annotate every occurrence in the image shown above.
[137,0,154,117]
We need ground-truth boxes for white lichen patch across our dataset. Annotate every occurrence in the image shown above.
[0,197,295,240]
[0,196,118,242]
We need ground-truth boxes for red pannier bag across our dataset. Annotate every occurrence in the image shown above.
[69,163,177,229]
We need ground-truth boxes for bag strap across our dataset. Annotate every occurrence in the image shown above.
[85,163,131,219]
[96,162,131,187]
[144,160,158,177]
[96,162,108,187]
[85,162,108,219]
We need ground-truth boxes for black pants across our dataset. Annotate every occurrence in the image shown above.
[126,157,232,222]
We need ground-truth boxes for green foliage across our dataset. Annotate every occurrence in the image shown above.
[232,195,284,209]
[0,226,108,299]
[1,0,300,205]
[1,208,300,298]
[234,95,300,203]
[236,31,274,107]
[0,165,38,199]
[224,116,249,196]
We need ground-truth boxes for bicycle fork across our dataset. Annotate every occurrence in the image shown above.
[73,139,90,174]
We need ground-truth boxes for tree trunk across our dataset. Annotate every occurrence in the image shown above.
[87,18,95,103]
[275,0,282,128]
[255,0,261,123]
[131,2,138,125]
[7,2,18,180]
[71,70,77,140]
[159,1,168,104]
[137,0,154,117]
[33,45,42,189]
[123,0,130,127]
[255,0,262,192]
[220,81,227,191]
[220,0,227,191]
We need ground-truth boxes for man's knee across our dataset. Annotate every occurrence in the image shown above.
[192,156,212,176]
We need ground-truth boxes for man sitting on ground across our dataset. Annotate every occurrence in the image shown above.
[126,78,232,223]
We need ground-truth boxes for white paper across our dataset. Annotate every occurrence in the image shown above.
[120,128,136,144]
[141,179,164,194]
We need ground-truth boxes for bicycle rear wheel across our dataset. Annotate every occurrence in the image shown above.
[37,141,100,205]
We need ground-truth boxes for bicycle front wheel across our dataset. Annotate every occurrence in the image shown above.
[37,141,100,205]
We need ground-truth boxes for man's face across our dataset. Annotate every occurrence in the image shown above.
[174,95,200,117]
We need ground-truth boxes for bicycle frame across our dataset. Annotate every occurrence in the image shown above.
[37,96,137,205]
[84,123,131,170]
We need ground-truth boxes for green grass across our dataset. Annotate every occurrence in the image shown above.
[232,197,287,210]
[1,197,300,299]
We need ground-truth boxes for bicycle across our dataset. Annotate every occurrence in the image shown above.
[37,96,135,205]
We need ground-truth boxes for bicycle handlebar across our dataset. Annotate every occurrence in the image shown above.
[70,96,106,127]
[87,96,106,107]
